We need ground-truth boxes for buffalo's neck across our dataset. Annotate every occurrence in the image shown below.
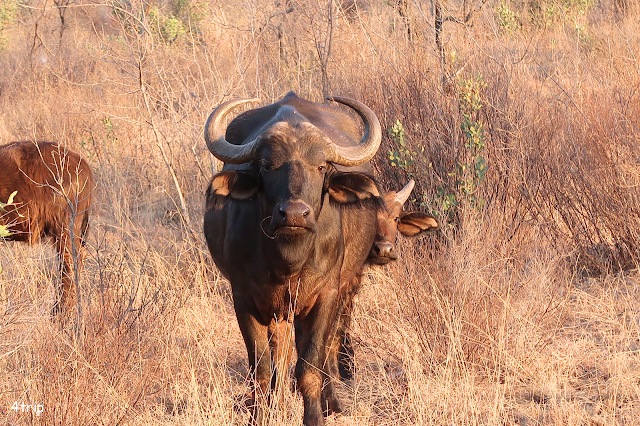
[258,201,343,284]
[261,233,316,278]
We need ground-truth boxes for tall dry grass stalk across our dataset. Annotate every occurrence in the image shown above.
[1,0,640,424]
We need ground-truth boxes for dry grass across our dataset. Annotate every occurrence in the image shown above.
[1,0,640,424]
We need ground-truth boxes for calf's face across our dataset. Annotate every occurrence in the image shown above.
[369,180,438,265]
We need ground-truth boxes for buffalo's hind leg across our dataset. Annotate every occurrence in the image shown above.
[323,281,359,414]
[52,208,90,316]
[323,330,345,416]
[336,273,362,381]
[338,332,355,380]
[336,290,357,381]
[52,232,84,316]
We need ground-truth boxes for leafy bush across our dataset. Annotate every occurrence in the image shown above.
[0,0,17,50]
[496,1,520,33]
[526,0,595,28]
[387,120,418,171]
[434,75,488,226]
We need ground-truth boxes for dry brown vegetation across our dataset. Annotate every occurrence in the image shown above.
[1,0,640,424]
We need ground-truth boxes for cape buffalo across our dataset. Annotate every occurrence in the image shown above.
[0,141,93,315]
[204,92,382,425]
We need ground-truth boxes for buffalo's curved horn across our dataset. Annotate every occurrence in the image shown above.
[395,179,415,204]
[205,97,260,164]
[324,96,382,166]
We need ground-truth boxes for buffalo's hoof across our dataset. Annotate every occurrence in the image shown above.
[323,396,344,416]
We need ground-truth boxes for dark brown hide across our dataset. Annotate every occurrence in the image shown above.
[0,141,94,314]
[204,92,381,426]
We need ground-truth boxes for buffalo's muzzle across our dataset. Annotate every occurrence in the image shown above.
[271,200,315,233]
[369,241,397,264]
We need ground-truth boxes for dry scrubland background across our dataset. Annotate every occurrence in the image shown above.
[1,0,640,423]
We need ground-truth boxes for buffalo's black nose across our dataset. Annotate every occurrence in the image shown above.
[373,241,395,258]
[278,200,311,226]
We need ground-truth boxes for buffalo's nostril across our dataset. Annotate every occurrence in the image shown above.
[278,201,312,226]
[376,242,394,257]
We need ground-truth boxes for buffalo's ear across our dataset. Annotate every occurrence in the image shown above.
[397,212,438,237]
[328,172,380,204]
[208,171,257,200]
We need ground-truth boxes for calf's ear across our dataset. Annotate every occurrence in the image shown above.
[398,212,438,237]
[208,171,257,200]
[328,172,380,204]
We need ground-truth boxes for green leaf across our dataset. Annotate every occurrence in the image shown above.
[0,224,12,238]
[6,190,17,205]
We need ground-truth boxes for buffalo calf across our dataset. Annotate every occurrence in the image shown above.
[369,179,438,264]
[337,179,438,380]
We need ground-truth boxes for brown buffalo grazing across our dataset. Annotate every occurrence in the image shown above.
[0,141,94,315]
[337,178,438,379]
[204,91,383,425]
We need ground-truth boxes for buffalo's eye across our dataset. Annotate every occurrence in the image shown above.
[317,165,326,173]
[261,162,272,171]
[394,217,400,223]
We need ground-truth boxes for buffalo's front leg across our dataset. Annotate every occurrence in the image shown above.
[269,319,295,405]
[234,301,271,425]
[295,289,343,426]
